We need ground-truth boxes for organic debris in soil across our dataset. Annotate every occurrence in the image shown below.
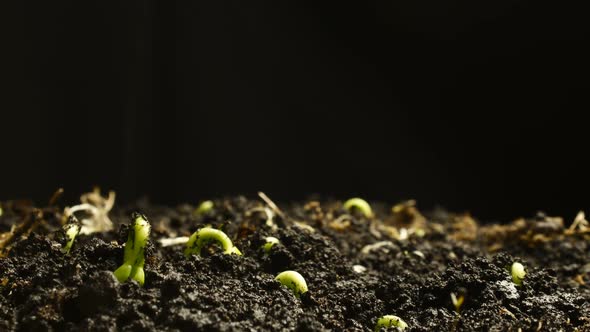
[1,192,590,331]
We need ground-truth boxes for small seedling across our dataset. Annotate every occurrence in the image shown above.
[262,236,279,253]
[113,212,151,286]
[275,270,308,297]
[343,198,373,218]
[451,292,464,313]
[61,216,81,255]
[184,227,242,257]
[511,262,526,286]
[374,315,408,331]
[195,200,214,215]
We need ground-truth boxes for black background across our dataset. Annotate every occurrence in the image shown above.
[3,1,588,222]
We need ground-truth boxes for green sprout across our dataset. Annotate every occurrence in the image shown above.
[61,216,81,255]
[375,315,408,331]
[262,236,279,253]
[343,198,373,218]
[451,292,464,314]
[275,270,308,297]
[113,212,151,286]
[511,262,526,286]
[195,200,214,215]
[184,227,242,257]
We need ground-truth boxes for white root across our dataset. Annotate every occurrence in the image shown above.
[361,241,396,255]
[63,188,115,235]
[159,236,190,247]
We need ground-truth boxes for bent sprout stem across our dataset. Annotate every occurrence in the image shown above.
[61,216,81,255]
[511,262,526,286]
[113,212,151,286]
[343,198,373,218]
[375,315,408,331]
[184,227,242,257]
[275,270,308,298]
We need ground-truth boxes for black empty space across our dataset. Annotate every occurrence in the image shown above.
[2,0,588,221]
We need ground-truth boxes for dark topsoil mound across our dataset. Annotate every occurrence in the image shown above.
[1,195,589,331]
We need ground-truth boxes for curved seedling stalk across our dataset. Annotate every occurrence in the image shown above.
[275,270,308,298]
[343,198,373,218]
[184,227,242,257]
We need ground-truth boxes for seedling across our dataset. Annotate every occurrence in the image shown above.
[343,198,373,218]
[195,200,214,215]
[113,213,151,286]
[262,236,279,253]
[511,262,526,286]
[451,292,464,313]
[184,227,242,257]
[374,315,408,331]
[275,270,308,297]
[61,216,81,255]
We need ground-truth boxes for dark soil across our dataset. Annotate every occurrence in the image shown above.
[1,196,589,331]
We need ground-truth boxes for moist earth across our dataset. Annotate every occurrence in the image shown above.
[1,196,589,331]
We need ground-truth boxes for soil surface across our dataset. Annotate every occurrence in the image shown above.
[1,194,589,331]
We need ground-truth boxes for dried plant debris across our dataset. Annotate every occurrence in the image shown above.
[0,208,42,256]
[1,194,590,331]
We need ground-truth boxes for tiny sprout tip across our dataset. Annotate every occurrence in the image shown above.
[262,236,279,253]
[195,200,214,215]
[343,198,373,218]
[511,262,526,286]
[61,216,81,255]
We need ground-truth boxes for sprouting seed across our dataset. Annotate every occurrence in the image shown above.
[195,200,214,216]
[113,212,151,286]
[511,262,526,286]
[451,292,464,313]
[61,216,81,255]
[262,236,279,253]
[375,315,408,331]
[343,198,373,218]
[184,227,242,257]
[275,270,308,297]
